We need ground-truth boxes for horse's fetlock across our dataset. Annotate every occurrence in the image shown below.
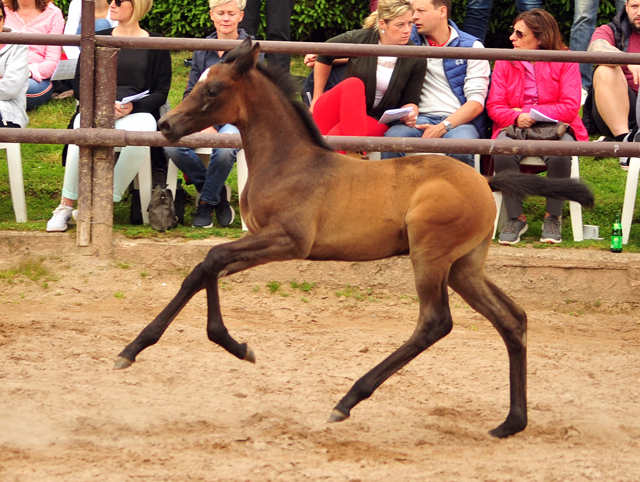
[207,326,228,343]
[352,379,374,401]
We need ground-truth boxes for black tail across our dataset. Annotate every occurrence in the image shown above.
[487,171,594,208]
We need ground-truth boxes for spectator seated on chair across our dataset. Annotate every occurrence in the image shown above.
[380,0,491,167]
[486,9,588,245]
[0,2,29,129]
[309,0,426,144]
[164,0,263,229]
[4,0,64,110]
[46,0,171,232]
[584,1,640,169]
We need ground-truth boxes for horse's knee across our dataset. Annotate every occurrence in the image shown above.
[414,312,452,350]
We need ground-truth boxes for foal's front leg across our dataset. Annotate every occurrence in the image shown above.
[114,224,308,369]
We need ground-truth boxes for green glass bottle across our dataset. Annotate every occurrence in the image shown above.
[611,214,622,253]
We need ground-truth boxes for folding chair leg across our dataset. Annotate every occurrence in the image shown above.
[622,157,640,244]
[137,151,152,225]
[492,192,507,239]
[569,156,584,242]
[236,149,248,231]
[166,159,178,200]
[5,144,27,223]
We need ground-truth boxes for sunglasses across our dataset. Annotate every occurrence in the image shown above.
[112,0,132,6]
[512,28,530,39]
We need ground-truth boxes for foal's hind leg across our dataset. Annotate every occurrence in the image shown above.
[329,258,453,422]
[115,225,308,369]
[448,238,528,438]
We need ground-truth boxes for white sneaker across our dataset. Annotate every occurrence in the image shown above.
[46,204,74,232]
[581,87,588,106]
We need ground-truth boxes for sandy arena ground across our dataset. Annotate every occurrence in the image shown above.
[1,234,639,481]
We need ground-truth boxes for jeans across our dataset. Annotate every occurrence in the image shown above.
[26,78,53,110]
[239,0,295,73]
[381,114,480,166]
[164,124,239,206]
[570,0,626,90]
[462,0,542,42]
[63,112,157,202]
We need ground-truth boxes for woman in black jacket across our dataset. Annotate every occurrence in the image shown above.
[310,0,426,139]
[47,0,171,232]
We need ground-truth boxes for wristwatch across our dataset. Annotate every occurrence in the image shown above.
[442,120,453,132]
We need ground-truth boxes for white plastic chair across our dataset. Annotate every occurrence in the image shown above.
[0,143,27,222]
[492,156,584,242]
[621,156,640,244]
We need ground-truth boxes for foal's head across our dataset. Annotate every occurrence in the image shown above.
[158,39,261,143]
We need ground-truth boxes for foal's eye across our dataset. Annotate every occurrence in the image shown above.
[206,81,225,98]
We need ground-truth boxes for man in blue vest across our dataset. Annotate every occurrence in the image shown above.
[381,0,490,166]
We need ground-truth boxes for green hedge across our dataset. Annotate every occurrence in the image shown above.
[54,0,624,47]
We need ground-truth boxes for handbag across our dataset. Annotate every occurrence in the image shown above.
[148,184,179,232]
[504,122,569,141]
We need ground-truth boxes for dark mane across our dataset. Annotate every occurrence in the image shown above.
[254,62,333,152]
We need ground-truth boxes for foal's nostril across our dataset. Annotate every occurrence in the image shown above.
[158,119,170,133]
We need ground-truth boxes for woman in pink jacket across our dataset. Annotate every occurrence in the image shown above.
[487,8,587,246]
[5,0,65,110]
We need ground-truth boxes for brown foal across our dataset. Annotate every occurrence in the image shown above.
[114,40,594,438]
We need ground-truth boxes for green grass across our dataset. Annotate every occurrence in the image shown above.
[0,52,638,250]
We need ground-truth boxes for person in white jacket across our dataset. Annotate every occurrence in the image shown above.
[0,1,29,128]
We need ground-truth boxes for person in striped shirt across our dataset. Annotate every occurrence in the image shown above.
[4,0,65,110]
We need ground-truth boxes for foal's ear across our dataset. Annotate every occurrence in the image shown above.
[233,41,261,77]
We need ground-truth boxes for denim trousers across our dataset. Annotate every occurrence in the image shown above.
[26,78,53,111]
[163,124,239,206]
[570,0,626,90]
[462,0,542,42]
[381,114,480,166]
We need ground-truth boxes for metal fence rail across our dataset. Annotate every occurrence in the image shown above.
[0,18,637,250]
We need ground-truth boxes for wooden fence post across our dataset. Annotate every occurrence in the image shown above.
[91,47,118,253]
[76,0,96,247]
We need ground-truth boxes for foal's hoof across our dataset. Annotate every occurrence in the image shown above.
[328,408,350,423]
[488,418,527,438]
[113,356,134,370]
[243,345,256,364]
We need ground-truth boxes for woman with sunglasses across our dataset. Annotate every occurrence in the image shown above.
[486,8,587,245]
[4,0,64,110]
[47,0,172,232]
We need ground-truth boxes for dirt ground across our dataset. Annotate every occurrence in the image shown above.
[1,235,639,481]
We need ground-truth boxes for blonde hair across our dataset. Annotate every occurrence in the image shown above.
[363,0,412,30]
[128,0,154,24]
[209,0,246,10]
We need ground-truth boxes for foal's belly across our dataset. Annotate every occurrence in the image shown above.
[307,221,411,261]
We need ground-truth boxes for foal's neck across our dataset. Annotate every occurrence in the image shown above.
[237,75,318,166]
